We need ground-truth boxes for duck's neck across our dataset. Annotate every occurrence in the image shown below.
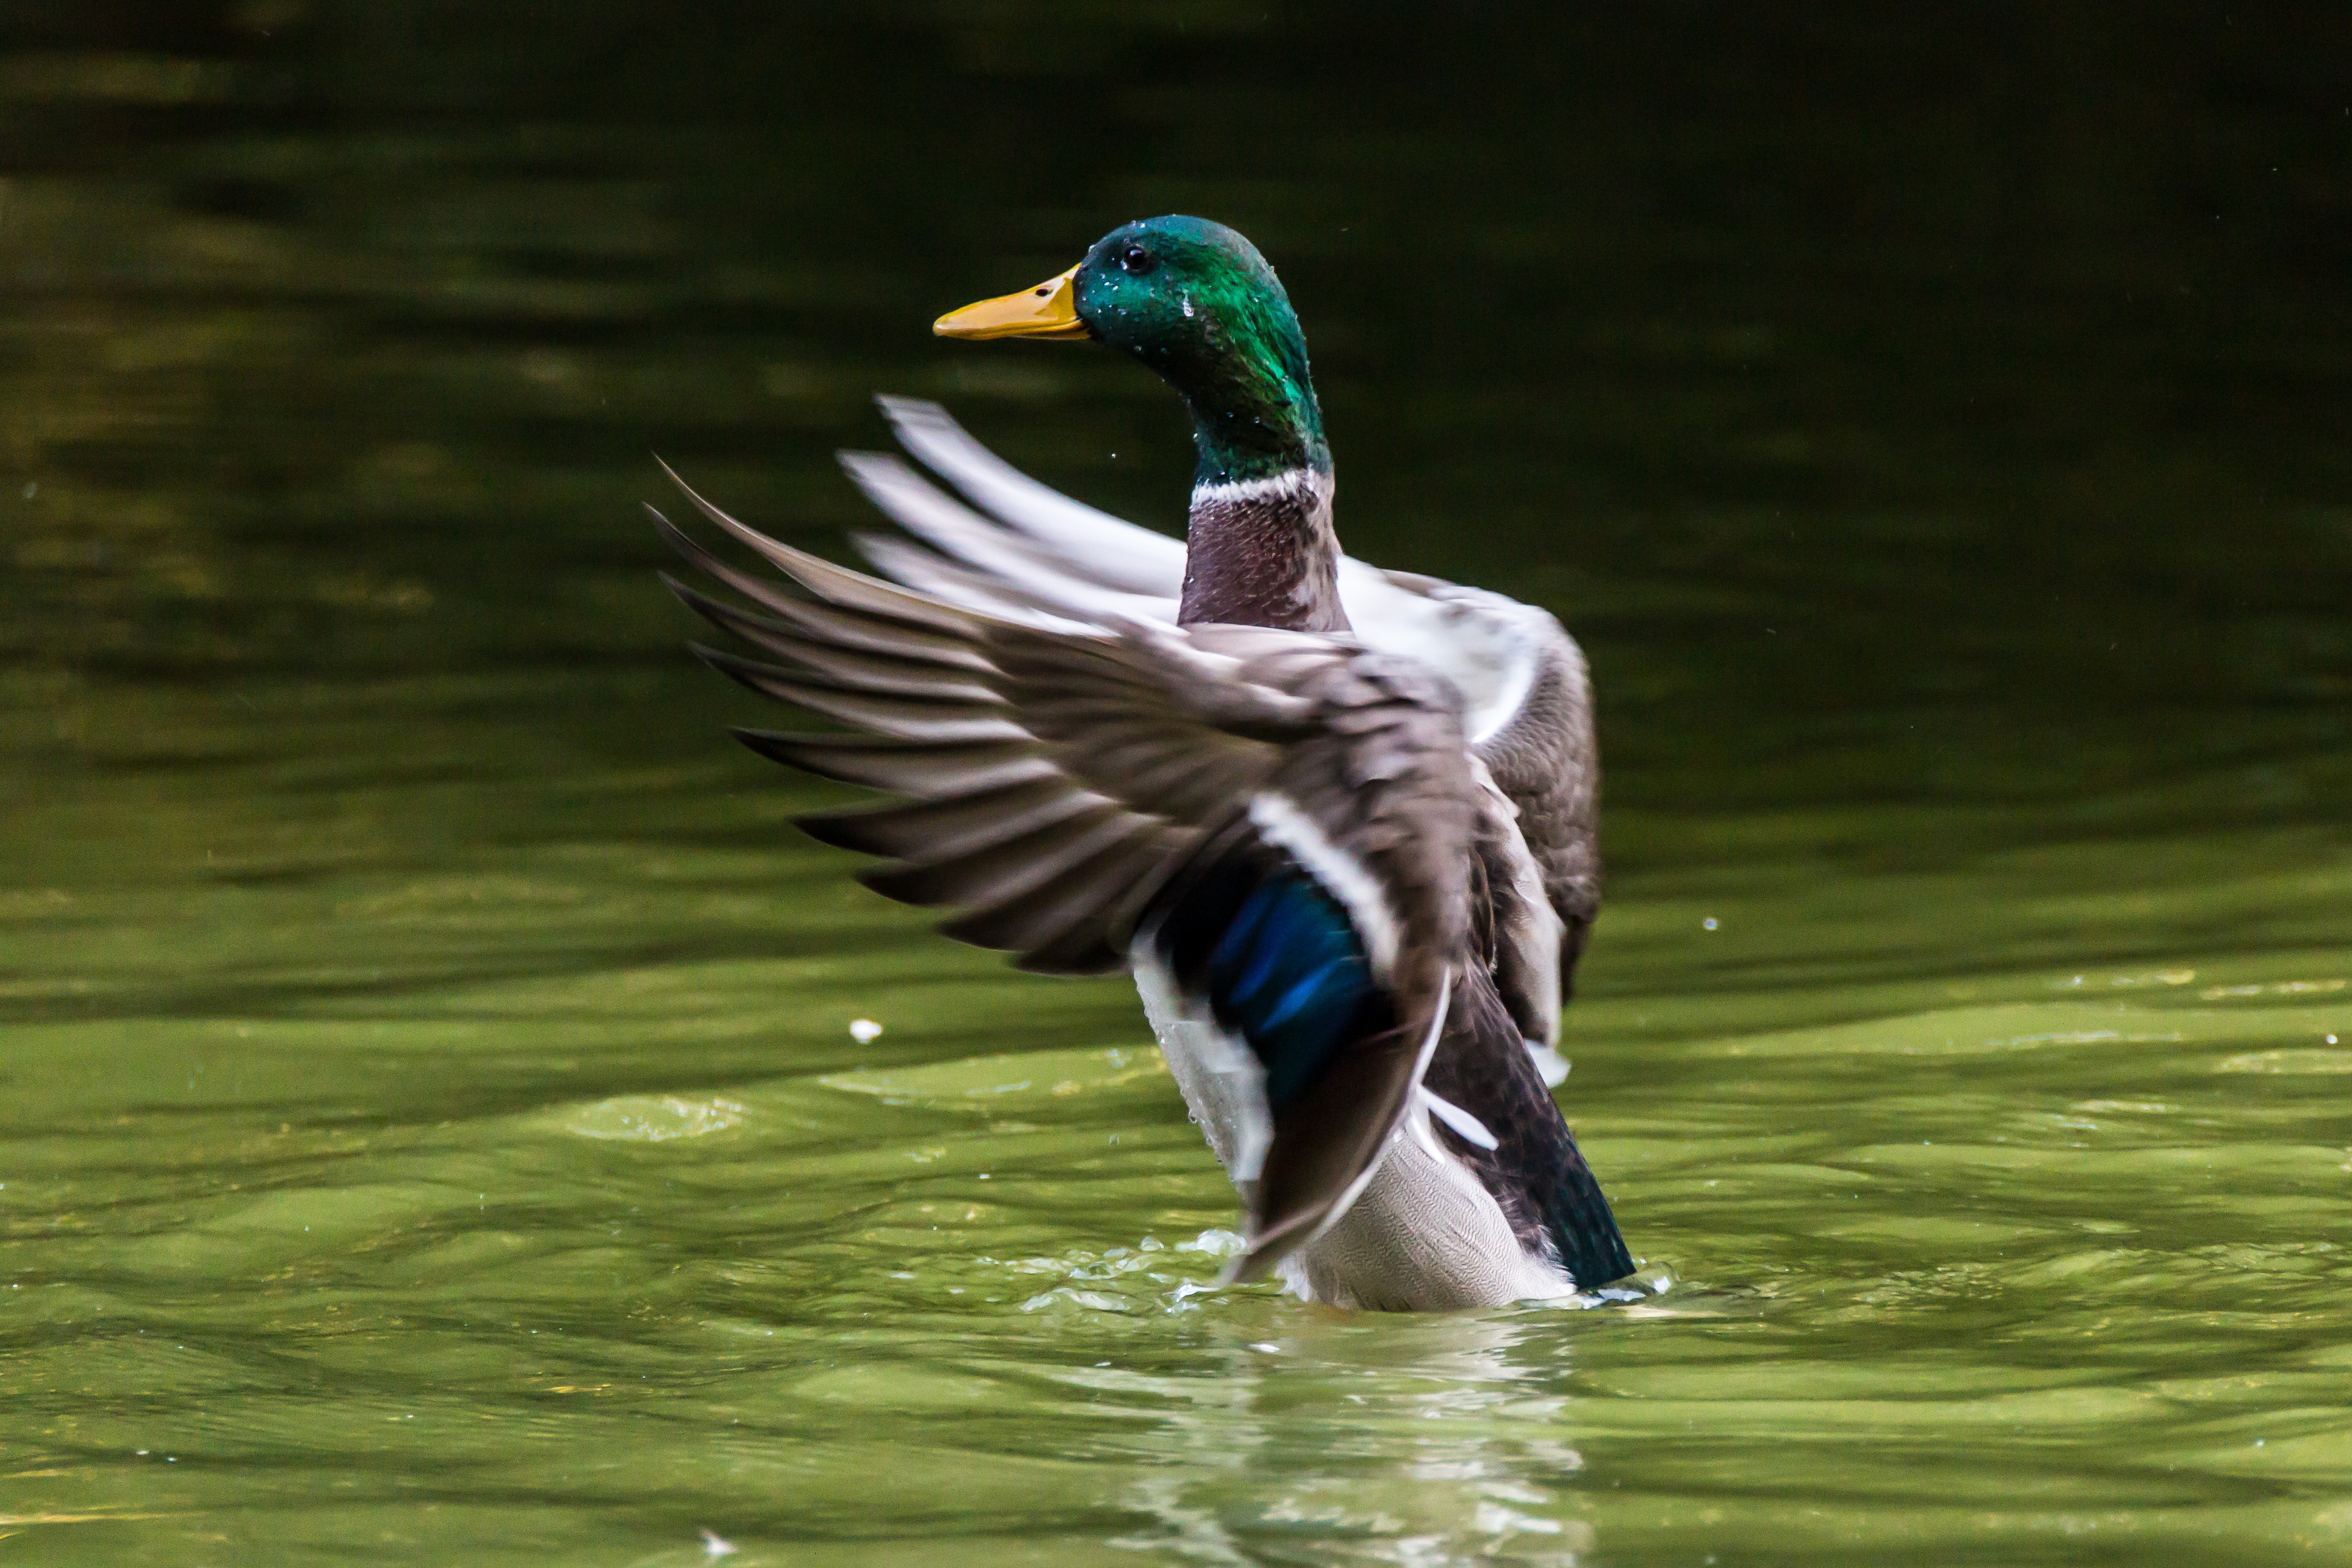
[1181,465,1345,632]
[1172,360,1346,633]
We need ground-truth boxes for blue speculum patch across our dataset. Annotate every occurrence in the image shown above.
[1154,864,1379,1106]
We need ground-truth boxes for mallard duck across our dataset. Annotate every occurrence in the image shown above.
[654,216,1634,1309]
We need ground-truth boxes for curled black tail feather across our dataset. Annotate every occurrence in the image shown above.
[1419,967,1636,1291]
[1538,1127,1637,1291]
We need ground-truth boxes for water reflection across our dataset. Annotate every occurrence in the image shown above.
[1106,1312,1595,1567]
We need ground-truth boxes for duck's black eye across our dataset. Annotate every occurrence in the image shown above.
[1119,246,1156,275]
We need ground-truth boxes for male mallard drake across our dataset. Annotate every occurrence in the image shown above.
[656,216,1634,1309]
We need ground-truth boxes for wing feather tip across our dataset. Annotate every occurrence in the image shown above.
[1008,949,1124,978]
[729,726,834,771]
[793,809,890,857]
[856,862,943,905]
[690,643,794,701]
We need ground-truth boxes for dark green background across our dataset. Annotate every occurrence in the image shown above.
[12,5,2350,777]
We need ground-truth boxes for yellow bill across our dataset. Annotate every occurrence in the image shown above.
[933,263,1091,340]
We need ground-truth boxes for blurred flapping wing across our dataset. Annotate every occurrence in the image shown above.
[656,466,1484,1281]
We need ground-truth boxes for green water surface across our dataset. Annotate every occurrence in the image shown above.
[4,7,2351,1564]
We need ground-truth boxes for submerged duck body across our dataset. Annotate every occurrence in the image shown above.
[660,217,1633,1307]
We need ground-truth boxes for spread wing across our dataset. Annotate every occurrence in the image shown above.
[849,396,1601,1037]
[654,466,1484,1284]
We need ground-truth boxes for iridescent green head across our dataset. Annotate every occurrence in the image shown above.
[935,216,1329,487]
